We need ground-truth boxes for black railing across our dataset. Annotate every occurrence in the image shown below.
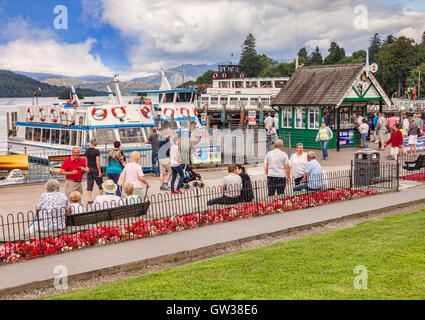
[0,163,400,264]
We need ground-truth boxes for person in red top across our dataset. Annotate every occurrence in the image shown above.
[385,124,403,160]
[59,147,89,199]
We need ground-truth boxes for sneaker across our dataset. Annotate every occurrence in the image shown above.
[160,186,167,191]
[176,190,183,194]
[171,191,179,194]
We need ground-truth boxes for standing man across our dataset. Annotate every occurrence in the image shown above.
[402,113,410,131]
[59,147,89,199]
[372,113,380,143]
[85,138,103,204]
[264,139,290,197]
[376,113,387,150]
[266,124,277,152]
[158,130,172,190]
[274,113,279,135]
[264,113,274,129]
[145,128,160,177]
[170,137,184,194]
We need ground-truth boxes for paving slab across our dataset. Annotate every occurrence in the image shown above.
[1,184,425,294]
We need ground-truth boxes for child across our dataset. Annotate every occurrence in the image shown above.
[69,191,85,214]
[123,182,142,205]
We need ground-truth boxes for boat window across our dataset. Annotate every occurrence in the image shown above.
[86,131,90,146]
[220,97,228,105]
[177,92,192,102]
[230,97,238,105]
[77,131,82,146]
[261,98,270,104]
[234,81,244,88]
[25,127,33,141]
[260,81,272,88]
[211,97,218,105]
[159,94,163,103]
[60,130,70,145]
[78,117,84,127]
[219,82,229,88]
[240,98,248,107]
[42,129,50,143]
[275,80,286,88]
[51,129,60,144]
[93,128,116,145]
[70,130,77,146]
[250,98,258,105]
[33,128,41,142]
[118,128,145,144]
[165,93,174,103]
[246,81,258,88]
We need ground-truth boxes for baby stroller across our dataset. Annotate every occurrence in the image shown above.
[181,164,204,189]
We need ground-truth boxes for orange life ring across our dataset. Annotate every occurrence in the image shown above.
[112,106,126,119]
[92,107,107,120]
[163,108,175,117]
[141,106,151,118]
[180,107,190,116]
[51,108,59,123]
[193,108,198,116]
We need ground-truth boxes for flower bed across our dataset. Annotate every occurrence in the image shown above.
[400,173,425,182]
[1,188,379,264]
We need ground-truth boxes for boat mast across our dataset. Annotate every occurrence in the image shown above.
[113,74,123,105]
[106,85,116,104]
[71,85,80,106]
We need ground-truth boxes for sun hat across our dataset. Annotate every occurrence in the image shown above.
[102,179,118,194]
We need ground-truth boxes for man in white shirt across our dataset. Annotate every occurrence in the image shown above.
[264,139,290,196]
[207,164,243,206]
[264,113,274,129]
[170,137,185,194]
[402,114,410,131]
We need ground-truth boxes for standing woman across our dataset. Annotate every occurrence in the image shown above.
[359,119,370,149]
[289,143,308,185]
[106,141,126,197]
[316,122,333,160]
[121,151,150,198]
[408,118,419,157]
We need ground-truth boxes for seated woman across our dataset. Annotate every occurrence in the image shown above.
[123,182,142,205]
[36,179,70,231]
[237,165,254,203]
[69,191,85,214]
[92,180,122,210]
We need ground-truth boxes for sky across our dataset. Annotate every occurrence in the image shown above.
[0,0,424,80]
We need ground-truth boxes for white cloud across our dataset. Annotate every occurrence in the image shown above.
[0,19,113,77]
[88,0,425,72]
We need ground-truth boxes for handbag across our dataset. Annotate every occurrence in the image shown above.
[418,128,423,138]
[117,166,126,187]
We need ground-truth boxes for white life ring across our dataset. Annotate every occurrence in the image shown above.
[51,108,59,123]
[27,107,34,121]
[222,73,228,79]
[240,73,245,79]
[163,108,175,117]
[112,106,126,119]
[213,73,219,79]
[180,107,190,116]
[141,106,151,118]
[92,107,107,120]
[39,107,46,122]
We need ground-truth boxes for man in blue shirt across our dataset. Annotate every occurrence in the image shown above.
[293,151,323,192]
[372,113,380,143]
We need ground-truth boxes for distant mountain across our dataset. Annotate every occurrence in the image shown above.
[131,62,223,86]
[43,78,156,96]
[0,70,107,98]
[15,71,113,82]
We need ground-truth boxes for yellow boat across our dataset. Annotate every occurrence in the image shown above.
[0,154,29,170]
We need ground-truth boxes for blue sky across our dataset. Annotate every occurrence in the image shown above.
[0,0,424,79]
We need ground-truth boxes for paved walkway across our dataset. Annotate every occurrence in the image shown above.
[1,184,425,294]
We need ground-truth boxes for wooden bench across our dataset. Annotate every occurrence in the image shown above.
[402,155,425,171]
[66,200,150,227]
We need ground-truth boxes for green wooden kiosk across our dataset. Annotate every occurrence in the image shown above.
[272,63,391,150]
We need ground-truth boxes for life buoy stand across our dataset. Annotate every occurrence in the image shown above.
[92,107,107,120]
[112,106,126,119]
[141,106,151,118]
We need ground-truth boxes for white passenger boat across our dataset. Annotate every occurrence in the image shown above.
[131,69,200,132]
[7,76,155,169]
[199,64,289,124]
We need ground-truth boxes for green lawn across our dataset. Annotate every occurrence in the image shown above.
[46,210,425,300]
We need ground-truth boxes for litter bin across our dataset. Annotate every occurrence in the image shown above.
[354,149,380,186]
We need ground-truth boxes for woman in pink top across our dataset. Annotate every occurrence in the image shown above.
[121,151,150,198]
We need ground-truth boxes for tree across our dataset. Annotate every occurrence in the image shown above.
[376,36,419,96]
[324,42,345,64]
[259,61,295,77]
[241,33,257,57]
[383,34,395,45]
[369,33,381,63]
[309,46,323,65]
[406,63,425,99]
[352,50,366,62]
[195,70,214,84]
[298,47,308,60]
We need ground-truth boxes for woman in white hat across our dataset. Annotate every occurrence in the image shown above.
[91,180,122,211]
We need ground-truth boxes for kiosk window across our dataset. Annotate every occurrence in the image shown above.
[295,108,306,129]
[309,107,320,129]
[282,107,292,128]
[323,108,336,130]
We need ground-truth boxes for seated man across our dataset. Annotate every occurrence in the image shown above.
[293,151,323,192]
[91,180,122,210]
[207,164,243,206]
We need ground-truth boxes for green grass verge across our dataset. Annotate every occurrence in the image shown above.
[46,210,425,300]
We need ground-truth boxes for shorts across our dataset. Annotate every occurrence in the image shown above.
[64,180,83,199]
[87,168,103,191]
[378,130,386,142]
[159,158,171,175]
[409,135,418,145]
